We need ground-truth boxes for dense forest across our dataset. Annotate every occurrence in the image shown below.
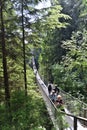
[39,0,87,101]
[0,0,87,129]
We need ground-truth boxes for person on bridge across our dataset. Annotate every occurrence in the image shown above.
[48,83,52,94]
[54,84,60,95]
[49,89,57,102]
[55,95,65,111]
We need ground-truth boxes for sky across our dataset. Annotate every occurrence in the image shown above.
[35,0,51,9]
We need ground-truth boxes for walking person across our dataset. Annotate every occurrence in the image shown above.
[54,85,60,95]
[48,83,52,94]
[49,89,57,103]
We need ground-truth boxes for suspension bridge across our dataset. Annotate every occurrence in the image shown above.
[32,57,87,130]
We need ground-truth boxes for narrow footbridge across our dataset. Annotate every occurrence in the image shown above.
[32,57,87,130]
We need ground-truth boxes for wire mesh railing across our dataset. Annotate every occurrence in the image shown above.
[59,89,87,126]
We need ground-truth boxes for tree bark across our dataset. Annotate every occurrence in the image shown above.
[21,0,27,96]
[0,0,10,107]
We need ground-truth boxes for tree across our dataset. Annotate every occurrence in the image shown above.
[21,0,27,96]
[58,0,82,30]
[38,4,71,82]
[11,0,45,95]
[0,0,10,107]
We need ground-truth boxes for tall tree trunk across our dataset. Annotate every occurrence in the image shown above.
[0,0,10,107]
[21,0,27,96]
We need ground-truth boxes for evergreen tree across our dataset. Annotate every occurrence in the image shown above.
[0,0,10,107]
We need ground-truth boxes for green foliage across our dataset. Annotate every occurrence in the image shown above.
[52,30,87,100]
[37,2,71,83]
[40,21,87,101]
[1,0,87,129]
[58,0,83,30]
[56,109,68,129]
[52,63,65,84]
[0,68,52,130]
[44,5,71,30]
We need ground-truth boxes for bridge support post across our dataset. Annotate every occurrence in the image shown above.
[74,117,77,130]
[83,108,87,126]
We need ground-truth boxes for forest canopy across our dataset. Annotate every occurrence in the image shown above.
[0,0,87,129]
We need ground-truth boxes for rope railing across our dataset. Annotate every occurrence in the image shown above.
[32,57,87,130]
